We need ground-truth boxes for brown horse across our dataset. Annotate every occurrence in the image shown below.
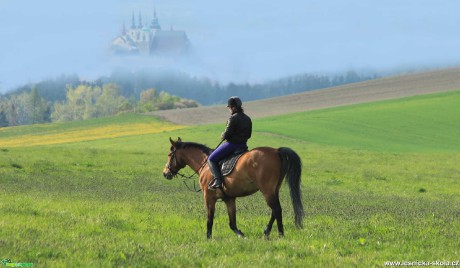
[163,137,304,239]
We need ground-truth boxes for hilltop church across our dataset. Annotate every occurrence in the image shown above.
[111,10,191,57]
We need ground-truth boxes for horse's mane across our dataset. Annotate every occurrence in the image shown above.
[176,141,213,156]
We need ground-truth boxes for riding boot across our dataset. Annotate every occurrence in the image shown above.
[208,160,223,190]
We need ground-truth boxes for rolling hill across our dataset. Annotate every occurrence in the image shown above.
[151,67,460,125]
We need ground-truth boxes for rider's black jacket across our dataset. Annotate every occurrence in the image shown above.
[222,111,252,144]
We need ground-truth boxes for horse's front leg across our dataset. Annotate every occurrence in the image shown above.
[224,197,245,238]
[205,195,217,239]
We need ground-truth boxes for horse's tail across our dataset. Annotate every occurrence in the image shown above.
[278,147,304,228]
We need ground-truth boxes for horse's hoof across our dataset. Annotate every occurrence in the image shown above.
[234,229,245,238]
[264,231,270,239]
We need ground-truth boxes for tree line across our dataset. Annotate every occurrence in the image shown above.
[1,69,379,127]
[99,69,379,105]
[0,83,198,127]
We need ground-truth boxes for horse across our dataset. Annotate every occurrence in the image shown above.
[162,137,304,239]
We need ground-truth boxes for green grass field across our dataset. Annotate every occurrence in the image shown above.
[1,91,459,267]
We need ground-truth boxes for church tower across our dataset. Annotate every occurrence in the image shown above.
[131,12,136,29]
[150,9,161,30]
[138,12,143,29]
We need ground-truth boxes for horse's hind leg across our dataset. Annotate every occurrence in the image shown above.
[264,214,275,237]
[224,197,245,237]
[264,194,284,237]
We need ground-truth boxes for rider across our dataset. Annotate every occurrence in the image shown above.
[208,96,252,190]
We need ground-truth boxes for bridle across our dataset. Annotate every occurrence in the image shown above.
[165,139,224,192]
[165,148,208,192]
[165,148,179,176]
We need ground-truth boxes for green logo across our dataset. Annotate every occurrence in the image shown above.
[1,259,33,267]
[1,260,11,266]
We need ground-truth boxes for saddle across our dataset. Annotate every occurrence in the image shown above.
[219,147,248,176]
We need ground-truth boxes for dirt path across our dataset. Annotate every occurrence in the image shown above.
[151,67,460,125]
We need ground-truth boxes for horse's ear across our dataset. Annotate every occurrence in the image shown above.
[178,137,182,142]
[169,137,175,146]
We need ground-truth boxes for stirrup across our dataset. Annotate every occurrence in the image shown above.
[208,178,223,190]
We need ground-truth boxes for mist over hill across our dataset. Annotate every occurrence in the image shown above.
[6,68,379,106]
[1,1,460,94]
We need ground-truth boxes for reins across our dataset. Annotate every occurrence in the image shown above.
[169,139,224,193]
[177,158,208,192]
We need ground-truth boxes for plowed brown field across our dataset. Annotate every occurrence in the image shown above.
[151,67,460,125]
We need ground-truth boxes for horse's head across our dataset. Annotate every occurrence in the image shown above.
[163,137,187,180]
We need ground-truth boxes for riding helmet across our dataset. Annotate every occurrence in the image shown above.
[227,96,242,108]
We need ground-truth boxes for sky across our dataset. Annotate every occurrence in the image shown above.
[1,0,459,92]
